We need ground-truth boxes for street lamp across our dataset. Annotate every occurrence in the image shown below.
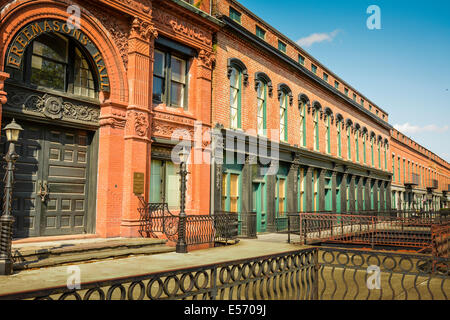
[176,145,190,254]
[0,119,23,275]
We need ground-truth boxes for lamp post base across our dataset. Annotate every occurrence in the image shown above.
[0,258,13,276]
[176,243,188,254]
[0,215,15,275]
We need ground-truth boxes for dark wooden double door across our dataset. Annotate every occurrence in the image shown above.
[0,119,94,238]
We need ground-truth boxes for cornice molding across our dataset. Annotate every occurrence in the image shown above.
[221,16,393,132]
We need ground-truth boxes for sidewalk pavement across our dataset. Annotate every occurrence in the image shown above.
[0,233,305,296]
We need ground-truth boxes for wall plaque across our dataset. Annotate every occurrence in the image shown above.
[133,172,145,195]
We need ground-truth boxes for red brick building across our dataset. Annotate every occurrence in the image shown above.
[390,129,450,211]
[210,0,395,233]
[0,0,219,240]
[0,0,447,243]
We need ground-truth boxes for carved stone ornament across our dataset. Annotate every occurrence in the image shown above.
[245,154,258,165]
[227,66,249,86]
[132,111,149,137]
[80,2,130,69]
[153,9,212,46]
[6,89,100,124]
[131,18,158,41]
[292,153,302,166]
[216,164,223,189]
[198,50,216,69]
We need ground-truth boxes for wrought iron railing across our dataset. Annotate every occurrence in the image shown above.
[318,247,449,300]
[137,200,179,242]
[1,247,448,300]
[138,199,239,247]
[432,222,449,260]
[297,212,439,249]
[237,211,257,239]
[185,213,239,246]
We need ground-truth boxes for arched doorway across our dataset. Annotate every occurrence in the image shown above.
[1,26,102,239]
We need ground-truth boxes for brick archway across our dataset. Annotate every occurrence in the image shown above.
[0,0,132,238]
[0,0,128,103]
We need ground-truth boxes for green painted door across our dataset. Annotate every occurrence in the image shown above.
[253,182,266,233]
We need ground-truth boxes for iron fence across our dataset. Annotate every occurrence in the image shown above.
[318,247,449,300]
[138,201,179,241]
[297,212,437,249]
[0,248,319,300]
[185,213,239,246]
[238,212,257,239]
[432,222,449,260]
[137,199,239,247]
[1,247,448,300]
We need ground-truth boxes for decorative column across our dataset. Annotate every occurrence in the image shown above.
[341,171,348,213]
[349,174,356,213]
[357,177,364,213]
[365,177,372,212]
[121,18,157,238]
[380,181,386,211]
[305,166,313,212]
[373,180,379,212]
[386,181,392,211]
[287,154,301,213]
[191,49,215,215]
[266,174,277,232]
[0,72,9,128]
[331,170,337,213]
[319,169,326,212]
[212,126,224,213]
[241,155,256,237]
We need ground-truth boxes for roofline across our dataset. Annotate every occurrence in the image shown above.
[221,16,393,131]
[223,0,390,116]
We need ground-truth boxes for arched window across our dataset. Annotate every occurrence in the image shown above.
[378,136,382,169]
[347,126,352,160]
[229,66,241,129]
[362,127,368,164]
[313,110,319,151]
[8,33,98,99]
[336,115,343,157]
[324,107,333,154]
[325,114,330,154]
[370,133,375,166]
[278,84,292,142]
[298,94,309,148]
[255,73,271,136]
[256,80,266,136]
[346,119,353,160]
[312,101,322,151]
[279,91,288,142]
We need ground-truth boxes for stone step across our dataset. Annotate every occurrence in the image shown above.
[12,238,174,270]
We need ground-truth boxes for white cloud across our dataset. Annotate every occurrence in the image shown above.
[296,30,341,48]
[394,123,449,134]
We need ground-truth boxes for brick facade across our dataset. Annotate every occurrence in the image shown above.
[0,0,219,239]
[0,0,447,242]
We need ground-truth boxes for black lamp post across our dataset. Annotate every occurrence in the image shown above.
[0,119,23,275]
[176,146,190,254]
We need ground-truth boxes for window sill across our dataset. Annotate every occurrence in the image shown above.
[153,103,194,118]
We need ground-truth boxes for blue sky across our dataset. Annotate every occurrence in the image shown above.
[239,0,450,162]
